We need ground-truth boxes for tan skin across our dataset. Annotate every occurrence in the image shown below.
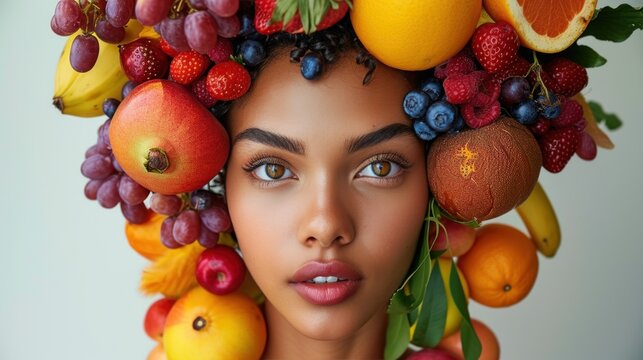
[225,48,429,359]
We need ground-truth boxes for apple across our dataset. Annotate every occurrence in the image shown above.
[195,245,246,295]
[428,217,476,257]
[406,348,458,360]
[144,297,177,341]
[109,79,229,195]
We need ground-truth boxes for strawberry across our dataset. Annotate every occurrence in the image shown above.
[529,117,551,136]
[539,127,580,173]
[551,98,583,129]
[493,56,531,83]
[544,58,588,97]
[254,0,349,35]
[472,21,520,74]
[159,38,179,57]
[206,61,251,101]
[191,76,217,108]
[169,51,210,85]
[119,38,170,84]
[208,37,233,64]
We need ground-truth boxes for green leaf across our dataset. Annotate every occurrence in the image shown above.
[411,260,446,347]
[588,101,623,130]
[449,259,481,360]
[384,312,410,360]
[582,4,643,43]
[560,44,607,68]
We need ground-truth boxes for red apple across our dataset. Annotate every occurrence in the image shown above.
[109,79,229,195]
[428,217,476,257]
[406,348,458,360]
[196,245,246,295]
[144,297,176,341]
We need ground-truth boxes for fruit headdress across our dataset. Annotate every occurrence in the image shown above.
[50,0,641,359]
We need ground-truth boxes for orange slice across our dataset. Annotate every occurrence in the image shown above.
[483,0,597,53]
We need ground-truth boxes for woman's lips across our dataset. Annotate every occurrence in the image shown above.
[289,260,362,306]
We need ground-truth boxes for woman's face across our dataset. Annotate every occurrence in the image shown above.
[225,49,428,340]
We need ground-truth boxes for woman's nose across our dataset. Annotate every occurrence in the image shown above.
[297,176,355,248]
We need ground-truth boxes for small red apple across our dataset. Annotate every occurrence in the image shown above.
[196,245,246,295]
[144,297,176,341]
[406,348,458,360]
[428,217,476,257]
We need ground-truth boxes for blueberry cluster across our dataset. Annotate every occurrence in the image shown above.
[501,76,561,125]
[404,77,465,142]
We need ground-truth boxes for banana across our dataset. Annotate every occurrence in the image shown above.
[53,30,129,117]
[516,181,561,257]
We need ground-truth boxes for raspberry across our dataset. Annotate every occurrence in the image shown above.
[462,100,501,128]
[445,56,477,77]
[443,71,486,104]
[470,77,501,107]
[551,99,583,128]
[434,61,449,80]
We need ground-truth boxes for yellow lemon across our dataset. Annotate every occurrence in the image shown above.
[350,0,482,70]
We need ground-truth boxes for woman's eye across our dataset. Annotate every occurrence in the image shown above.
[358,160,402,178]
[253,163,293,181]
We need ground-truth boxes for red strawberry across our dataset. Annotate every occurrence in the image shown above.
[539,127,580,173]
[443,71,486,104]
[544,58,588,97]
[307,1,349,33]
[254,0,348,35]
[170,51,210,85]
[493,56,531,83]
[159,38,179,57]
[254,0,302,35]
[472,21,520,74]
[529,117,551,136]
[208,37,233,64]
[191,76,218,108]
[551,99,583,128]
[206,61,251,101]
[119,38,170,84]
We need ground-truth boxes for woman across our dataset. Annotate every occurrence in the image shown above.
[223,26,429,359]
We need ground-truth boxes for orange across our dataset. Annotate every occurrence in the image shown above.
[350,0,482,70]
[147,344,168,360]
[163,286,266,360]
[438,318,500,360]
[457,223,538,307]
[483,0,597,53]
[125,212,168,261]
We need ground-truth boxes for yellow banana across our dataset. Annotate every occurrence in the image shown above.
[516,181,561,257]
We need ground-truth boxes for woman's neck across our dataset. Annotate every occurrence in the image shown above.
[261,301,389,360]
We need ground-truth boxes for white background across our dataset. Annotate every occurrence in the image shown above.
[1,1,642,359]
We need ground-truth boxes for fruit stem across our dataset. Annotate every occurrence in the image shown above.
[145,148,170,174]
[528,51,552,102]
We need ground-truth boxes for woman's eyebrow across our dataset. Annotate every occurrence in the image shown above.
[233,128,305,155]
[347,123,415,153]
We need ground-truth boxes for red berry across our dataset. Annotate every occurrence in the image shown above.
[196,246,246,295]
[576,131,597,160]
[159,38,179,57]
[529,117,551,136]
[544,58,588,97]
[310,1,349,32]
[208,36,233,64]
[446,56,477,77]
[493,56,531,84]
[462,100,501,128]
[551,98,583,128]
[254,0,302,34]
[443,71,486,104]
[191,76,218,107]
[470,76,501,107]
[169,50,210,85]
[539,127,580,173]
[119,38,169,84]
[472,21,520,74]
[206,61,251,101]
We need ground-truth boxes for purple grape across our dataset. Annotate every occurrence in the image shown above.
[52,0,83,36]
[70,34,100,72]
[184,11,218,54]
[105,0,135,27]
[200,205,231,233]
[102,98,120,118]
[212,14,240,38]
[121,81,136,98]
[81,154,115,180]
[111,155,123,173]
[150,193,183,216]
[159,16,190,51]
[190,189,215,210]
[96,174,122,208]
[85,144,110,158]
[205,0,239,17]
[161,216,182,248]
[135,0,173,26]
[97,119,111,150]
[198,226,219,248]
[188,0,207,10]
[95,18,126,44]
[500,76,531,105]
[121,202,151,224]
[84,179,104,200]
[173,210,201,245]
[576,131,597,160]
[118,175,150,205]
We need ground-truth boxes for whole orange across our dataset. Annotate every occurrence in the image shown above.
[163,286,266,360]
[125,212,167,261]
[437,318,500,360]
[457,223,538,307]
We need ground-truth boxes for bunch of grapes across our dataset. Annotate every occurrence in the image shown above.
[150,189,232,249]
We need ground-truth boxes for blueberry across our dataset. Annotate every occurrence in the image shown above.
[300,53,324,80]
[535,93,561,120]
[425,100,456,132]
[102,98,120,118]
[121,81,136,99]
[510,99,539,125]
[449,115,465,133]
[239,40,266,67]
[501,76,531,105]
[403,90,431,119]
[413,120,438,142]
[420,77,444,101]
